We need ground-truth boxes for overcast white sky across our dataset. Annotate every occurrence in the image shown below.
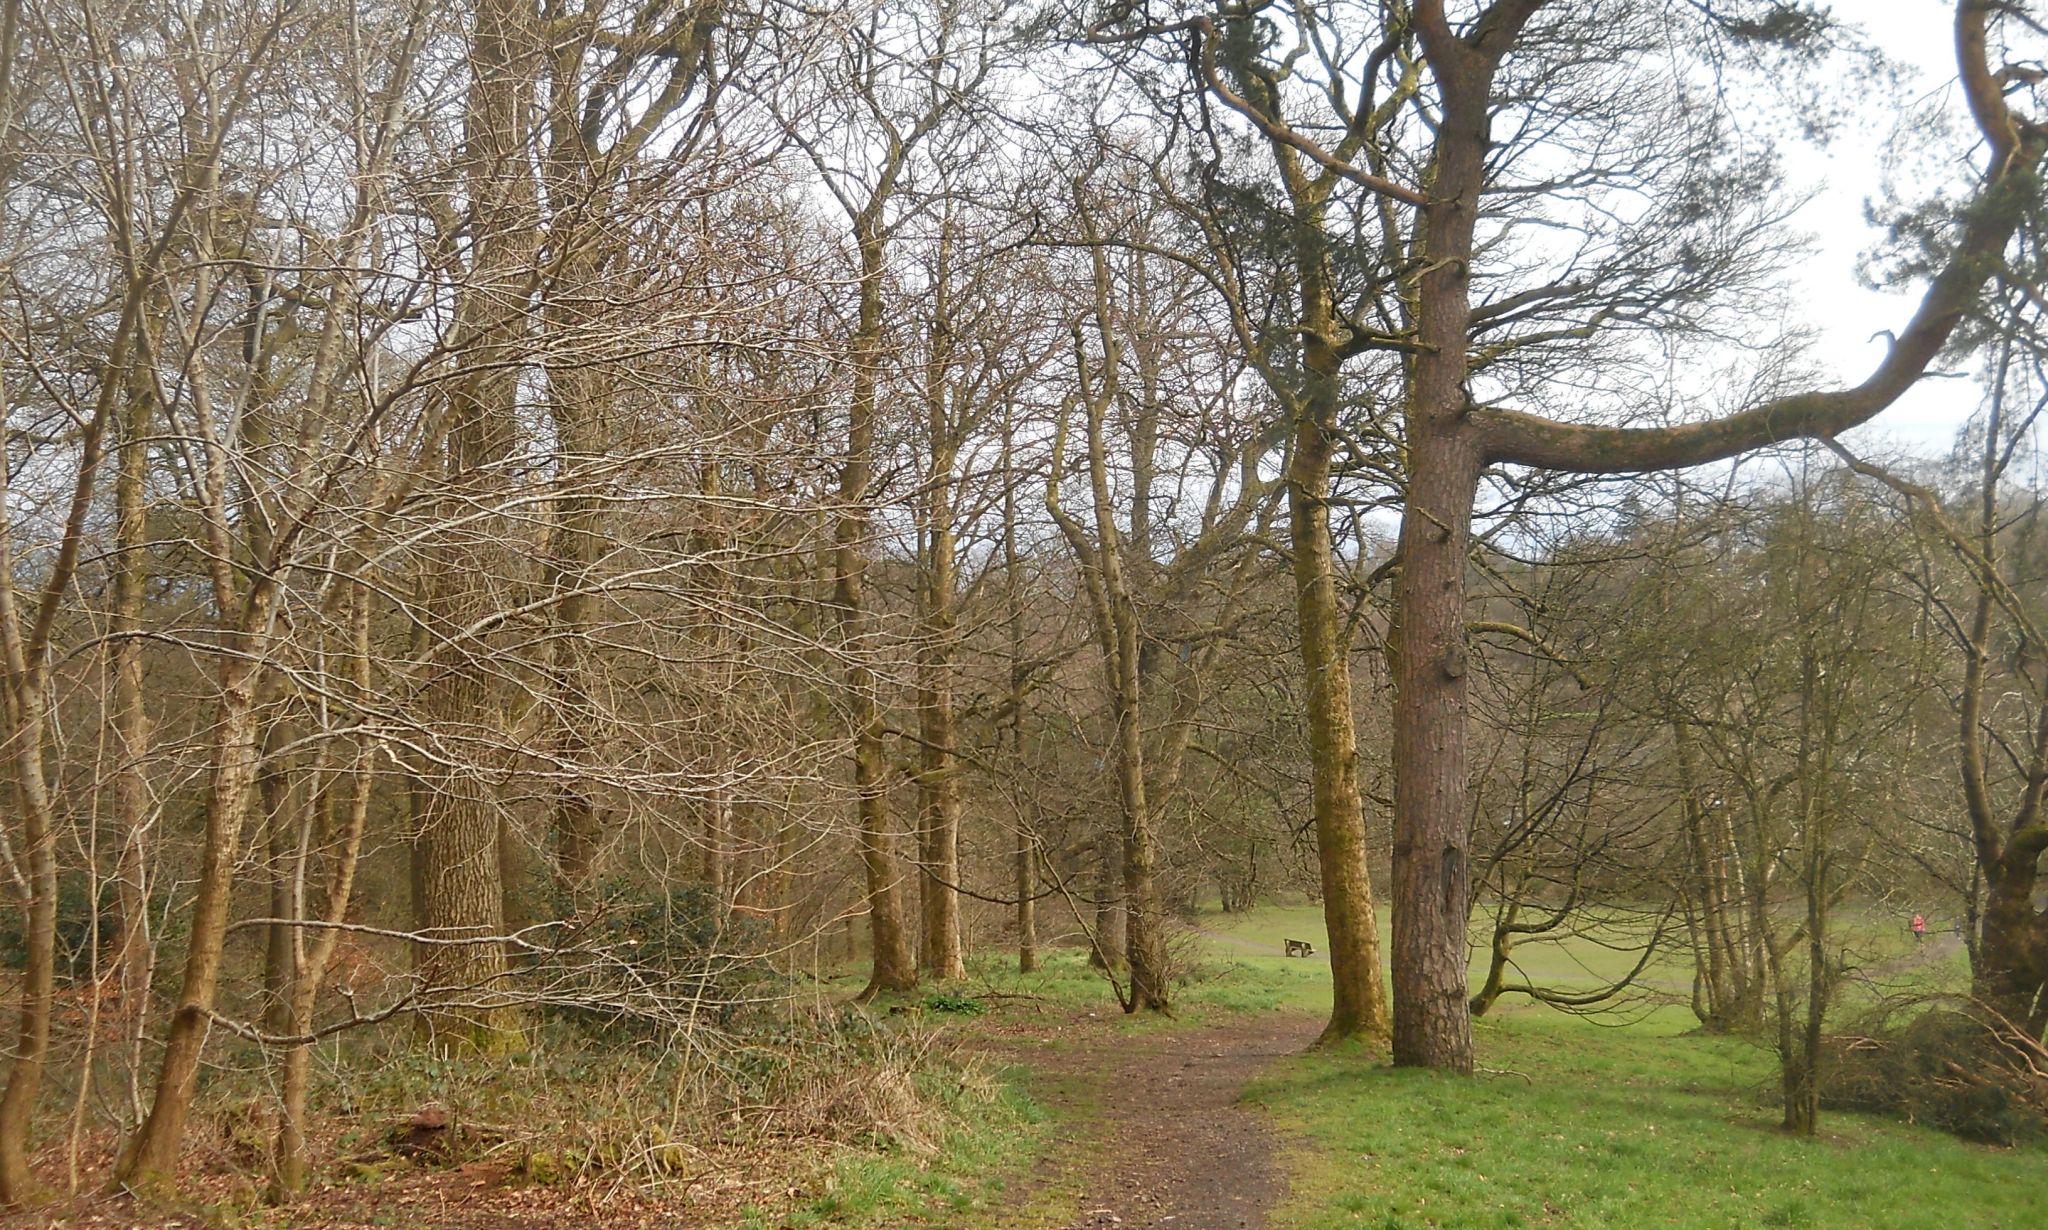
[1795,0,1986,461]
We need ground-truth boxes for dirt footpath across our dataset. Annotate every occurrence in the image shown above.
[978,1011,1319,1230]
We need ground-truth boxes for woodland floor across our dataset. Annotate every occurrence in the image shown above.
[0,994,1311,1230]
[6,907,2037,1229]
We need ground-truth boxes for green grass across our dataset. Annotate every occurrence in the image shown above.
[955,943,1334,1020]
[1205,899,1690,996]
[1252,1002,2041,1229]
[1202,900,1974,1008]
[738,1073,1051,1229]
[789,903,2026,1229]
[1201,903,2028,1227]
[825,897,1968,1029]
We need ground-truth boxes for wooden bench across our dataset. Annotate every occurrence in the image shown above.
[1284,938,1316,958]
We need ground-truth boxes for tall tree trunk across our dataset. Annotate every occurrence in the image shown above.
[1050,243,1167,1008]
[1243,47,1394,1043]
[1784,623,1832,1136]
[274,588,375,1197]
[408,0,532,1049]
[1390,418,1483,1070]
[1386,26,1497,1071]
[114,256,276,1170]
[540,246,605,901]
[1003,409,1037,973]
[913,230,966,981]
[916,481,965,980]
[114,650,271,1186]
[110,372,155,1119]
[1110,606,1167,1011]
[915,628,966,980]
[694,460,729,913]
[841,228,916,999]
[1293,336,1392,1045]
[0,683,58,1204]
[0,0,51,1198]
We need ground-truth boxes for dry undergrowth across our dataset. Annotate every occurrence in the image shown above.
[2,1002,1010,1229]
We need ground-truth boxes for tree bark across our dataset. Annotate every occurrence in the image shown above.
[407,0,532,1050]
[1227,35,1397,1045]
[1293,338,1393,1045]
[1387,10,1502,1070]
[1389,430,1483,1069]
[1110,602,1167,1011]
[915,613,967,981]
[841,228,917,999]
[0,681,59,1204]
[915,458,966,979]
[109,368,155,1120]
[1003,406,1038,973]
[539,239,606,900]
[1048,291,1168,1009]
[114,648,271,1186]
[274,586,374,1196]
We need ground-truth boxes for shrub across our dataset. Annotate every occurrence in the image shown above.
[1820,1006,2048,1145]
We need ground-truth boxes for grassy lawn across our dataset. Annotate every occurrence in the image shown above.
[1197,903,2035,1230]
[962,942,1335,1019]
[786,903,2036,1229]
[1201,898,1978,1007]
[1252,1002,2041,1230]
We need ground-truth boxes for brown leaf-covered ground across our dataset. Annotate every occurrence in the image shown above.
[0,1007,1311,1230]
